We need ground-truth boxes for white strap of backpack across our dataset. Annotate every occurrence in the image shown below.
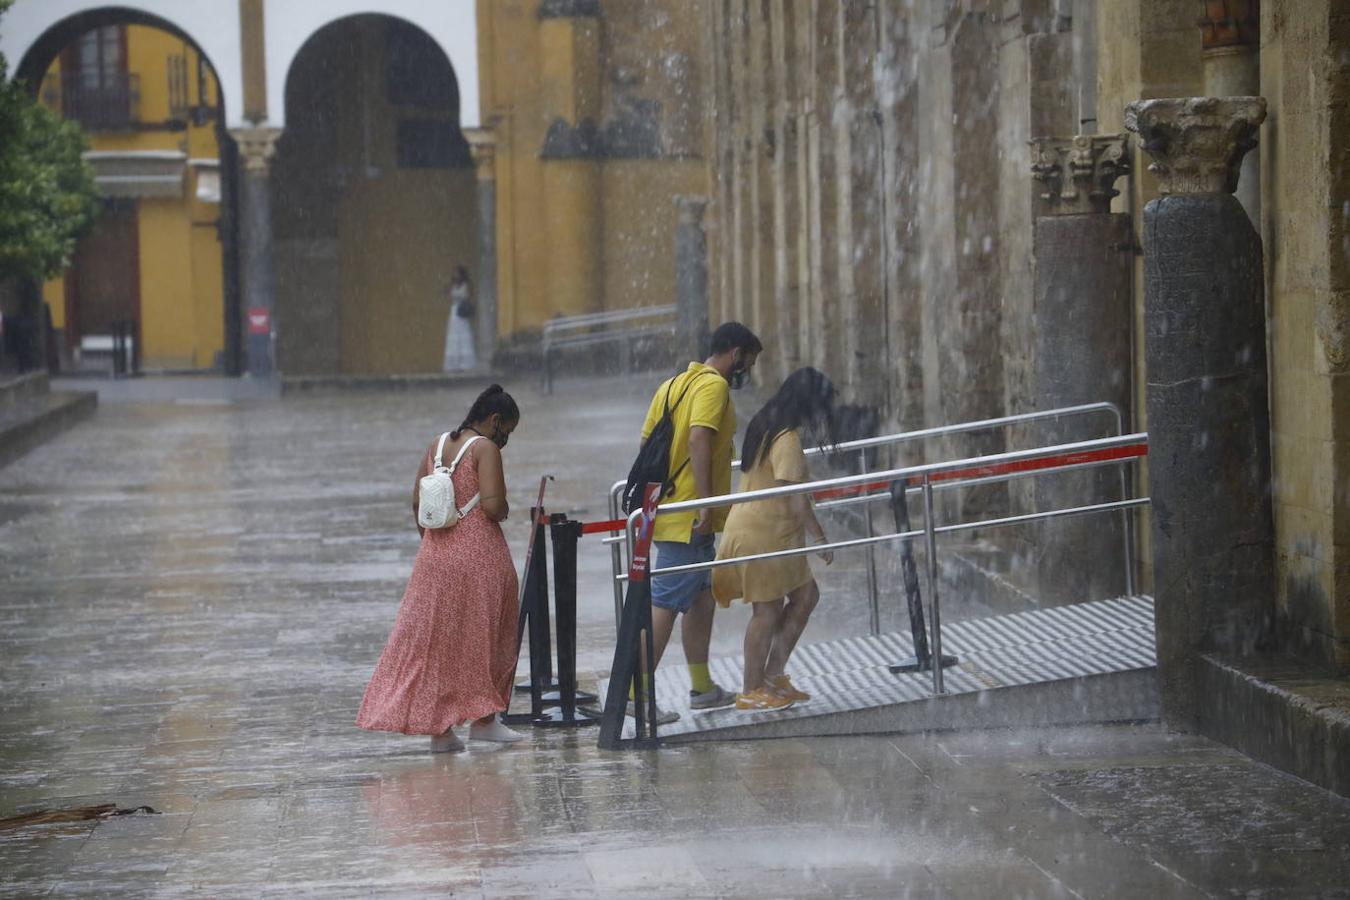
[448,435,482,472]
[432,432,451,471]
[449,435,483,518]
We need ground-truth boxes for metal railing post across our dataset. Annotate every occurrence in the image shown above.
[1111,406,1137,596]
[860,447,881,636]
[921,474,945,695]
[609,488,625,631]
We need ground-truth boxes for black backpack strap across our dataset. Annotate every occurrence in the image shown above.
[663,372,721,494]
[665,370,711,418]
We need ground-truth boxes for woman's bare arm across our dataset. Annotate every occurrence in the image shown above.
[474,441,510,522]
[412,447,433,537]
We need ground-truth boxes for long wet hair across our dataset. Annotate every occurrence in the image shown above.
[451,384,519,440]
[740,367,838,473]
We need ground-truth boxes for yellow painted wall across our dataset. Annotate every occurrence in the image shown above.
[44,24,224,370]
[478,0,712,338]
[601,160,705,309]
[137,198,194,368]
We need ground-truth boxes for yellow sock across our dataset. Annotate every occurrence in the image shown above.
[689,662,714,695]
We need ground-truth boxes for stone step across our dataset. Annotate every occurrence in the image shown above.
[0,389,97,468]
[0,371,50,408]
[1198,653,1350,798]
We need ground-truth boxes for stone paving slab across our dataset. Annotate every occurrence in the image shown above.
[2,377,1350,897]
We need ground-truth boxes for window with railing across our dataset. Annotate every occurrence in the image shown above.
[48,26,139,130]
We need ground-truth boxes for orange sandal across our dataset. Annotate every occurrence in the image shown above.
[735,687,794,711]
[766,674,811,702]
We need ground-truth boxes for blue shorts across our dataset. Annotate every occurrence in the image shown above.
[650,534,715,613]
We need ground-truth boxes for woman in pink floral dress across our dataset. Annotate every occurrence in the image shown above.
[357,385,525,752]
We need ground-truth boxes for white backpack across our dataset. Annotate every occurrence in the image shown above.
[417,433,483,530]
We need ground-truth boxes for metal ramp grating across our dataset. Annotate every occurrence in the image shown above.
[599,595,1157,742]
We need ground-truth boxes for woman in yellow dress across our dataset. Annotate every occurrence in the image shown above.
[712,367,838,711]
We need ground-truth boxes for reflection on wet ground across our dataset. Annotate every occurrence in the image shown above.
[2,375,1349,897]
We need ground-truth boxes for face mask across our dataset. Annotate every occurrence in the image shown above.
[727,354,749,390]
[491,425,510,450]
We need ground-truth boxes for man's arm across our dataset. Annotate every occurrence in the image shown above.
[689,424,716,534]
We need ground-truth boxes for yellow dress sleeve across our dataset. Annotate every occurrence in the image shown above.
[769,429,809,484]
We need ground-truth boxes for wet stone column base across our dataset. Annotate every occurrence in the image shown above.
[1143,192,1276,725]
[1033,213,1133,605]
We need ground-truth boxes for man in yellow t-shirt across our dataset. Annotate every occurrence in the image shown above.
[635,322,762,721]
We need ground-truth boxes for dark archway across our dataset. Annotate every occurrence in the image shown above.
[273,14,478,376]
[15,8,243,374]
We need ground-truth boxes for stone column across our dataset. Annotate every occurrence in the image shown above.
[1125,96,1274,727]
[1028,134,1134,606]
[232,128,281,377]
[467,130,498,369]
[674,196,709,359]
[1201,0,1261,227]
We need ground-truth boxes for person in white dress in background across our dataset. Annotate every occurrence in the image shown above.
[443,266,477,372]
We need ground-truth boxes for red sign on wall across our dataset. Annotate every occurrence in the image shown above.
[628,483,663,582]
[247,308,271,335]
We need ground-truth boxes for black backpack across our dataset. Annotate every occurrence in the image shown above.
[621,373,712,515]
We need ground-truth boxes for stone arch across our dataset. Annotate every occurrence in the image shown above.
[265,0,479,129]
[0,1,242,126]
[271,12,479,375]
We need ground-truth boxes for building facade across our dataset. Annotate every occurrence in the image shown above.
[2,0,706,375]
[36,24,225,372]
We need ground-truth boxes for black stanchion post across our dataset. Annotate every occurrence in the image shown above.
[514,521,561,699]
[598,579,656,749]
[530,516,599,728]
[504,512,550,725]
[598,483,662,750]
[887,480,958,674]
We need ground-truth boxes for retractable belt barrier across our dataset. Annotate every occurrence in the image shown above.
[504,507,598,729]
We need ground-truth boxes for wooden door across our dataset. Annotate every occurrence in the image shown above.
[66,200,140,351]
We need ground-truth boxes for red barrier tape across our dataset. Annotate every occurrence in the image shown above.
[576,442,1148,536]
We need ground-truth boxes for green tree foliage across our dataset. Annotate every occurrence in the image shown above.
[0,4,99,282]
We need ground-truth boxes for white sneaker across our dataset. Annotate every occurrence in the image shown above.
[469,718,526,743]
[430,729,465,753]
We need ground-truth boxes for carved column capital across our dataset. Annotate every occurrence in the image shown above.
[675,194,707,226]
[464,128,498,181]
[1030,134,1131,215]
[1124,96,1266,195]
[231,128,282,176]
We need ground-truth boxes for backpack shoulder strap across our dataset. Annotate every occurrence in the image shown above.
[432,432,451,470]
[666,370,714,416]
[448,435,483,473]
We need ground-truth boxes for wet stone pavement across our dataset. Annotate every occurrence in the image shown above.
[3,375,1350,898]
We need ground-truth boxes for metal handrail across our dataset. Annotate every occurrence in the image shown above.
[542,304,677,335]
[604,401,1132,630]
[624,433,1147,533]
[542,305,678,394]
[614,432,1150,697]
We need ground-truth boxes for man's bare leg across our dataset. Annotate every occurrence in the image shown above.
[649,605,679,670]
[680,588,716,665]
